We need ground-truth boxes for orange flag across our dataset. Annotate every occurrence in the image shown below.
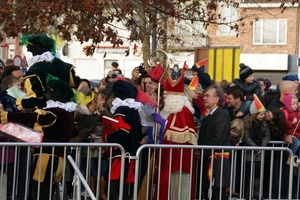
[194,58,209,68]
[189,75,199,90]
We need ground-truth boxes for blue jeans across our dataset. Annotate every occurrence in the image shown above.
[290,137,300,156]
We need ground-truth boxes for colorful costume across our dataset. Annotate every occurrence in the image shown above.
[102,80,143,200]
[0,79,76,199]
[17,34,80,109]
[153,70,197,200]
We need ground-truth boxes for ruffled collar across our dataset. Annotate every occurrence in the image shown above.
[110,97,142,114]
[44,100,76,112]
[29,51,55,67]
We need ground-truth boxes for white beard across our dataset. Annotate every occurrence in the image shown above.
[160,95,194,119]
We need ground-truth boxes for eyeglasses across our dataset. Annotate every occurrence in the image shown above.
[204,94,216,98]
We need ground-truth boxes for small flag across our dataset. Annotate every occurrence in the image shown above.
[253,94,265,113]
[195,58,209,68]
[183,61,189,71]
[189,75,199,90]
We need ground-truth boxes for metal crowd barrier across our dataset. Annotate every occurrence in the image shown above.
[0,141,299,200]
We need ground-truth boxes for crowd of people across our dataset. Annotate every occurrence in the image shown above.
[0,33,300,200]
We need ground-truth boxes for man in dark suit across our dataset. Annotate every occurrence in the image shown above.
[196,85,231,200]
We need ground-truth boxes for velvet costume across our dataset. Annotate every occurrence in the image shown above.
[17,57,80,109]
[103,105,143,183]
[153,105,197,200]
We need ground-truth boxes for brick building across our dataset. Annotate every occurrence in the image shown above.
[197,0,300,85]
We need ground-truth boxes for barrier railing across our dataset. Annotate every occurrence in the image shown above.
[0,141,298,200]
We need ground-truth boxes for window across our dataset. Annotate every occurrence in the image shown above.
[175,20,204,36]
[253,19,287,44]
[218,5,239,36]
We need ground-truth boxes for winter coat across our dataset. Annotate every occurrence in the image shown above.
[69,105,101,143]
[243,114,270,161]
[281,108,300,138]
[198,106,231,189]
[233,79,261,101]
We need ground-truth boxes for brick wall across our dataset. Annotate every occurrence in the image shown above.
[239,6,299,54]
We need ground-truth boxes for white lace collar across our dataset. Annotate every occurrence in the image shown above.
[29,51,55,67]
[44,100,76,112]
[110,97,142,114]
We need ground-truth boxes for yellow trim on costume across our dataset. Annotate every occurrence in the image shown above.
[69,67,75,87]
[16,98,24,110]
[24,75,45,99]
[32,154,50,182]
[120,128,129,133]
[34,109,57,128]
[113,113,126,117]
[163,112,197,145]
[0,111,8,124]
[32,154,64,183]
[33,123,43,132]
[53,156,64,183]
[164,129,197,145]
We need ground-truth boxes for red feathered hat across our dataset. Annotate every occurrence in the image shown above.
[164,62,187,94]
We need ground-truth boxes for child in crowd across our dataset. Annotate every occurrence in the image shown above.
[243,94,270,199]
[87,90,112,200]
[282,93,300,167]
[0,75,23,112]
[230,118,244,146]
[226,118,245,198]
[0,75,23,199]
[230,63,261,117]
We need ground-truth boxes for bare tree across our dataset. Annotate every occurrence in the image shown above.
[0,0,268,62]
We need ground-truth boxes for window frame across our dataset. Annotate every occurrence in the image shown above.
[253,18,287,45]
[217,5,239,36]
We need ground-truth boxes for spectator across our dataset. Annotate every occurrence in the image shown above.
[263,108,286,199]
[224,86,250,120]
[266,80,299,199]
[111,61,118,70]
[257,78,266,96]
[230,63,261,112]
[170,63,181,80]
[281,93,300,167]
[148,56,165,86]
[0,76,22,112]
[5,59,13,66]
[196,85,231,200]
[0,59,5,79]
[185,61,211,90]
[220,79,229,92]
[264,79,272,91]
[243,94,270,200]
[77,78,91,91]
[282,74,299,86]
[2,65,24,84]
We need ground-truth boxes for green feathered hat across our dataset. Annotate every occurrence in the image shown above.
[46,74,76,101]
[21,33,56,55]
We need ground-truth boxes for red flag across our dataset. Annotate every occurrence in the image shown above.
[183,61,189,71]
[188,75,199,90]
[195,58,209,68]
